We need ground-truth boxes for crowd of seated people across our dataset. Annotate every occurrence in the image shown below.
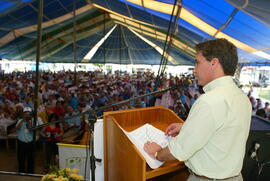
[4,70,270,142]
[0,70,201,126]
[2,69,270,172]
[247,87,270,120]
[0,70,202,171]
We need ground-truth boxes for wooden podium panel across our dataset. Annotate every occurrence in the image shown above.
[104,106,189,181]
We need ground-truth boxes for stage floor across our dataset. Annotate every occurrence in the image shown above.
[0,140,45,174]
[0,174,42,181]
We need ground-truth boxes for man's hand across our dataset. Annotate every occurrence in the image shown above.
[143,141,162,159]
[165,123,183,137]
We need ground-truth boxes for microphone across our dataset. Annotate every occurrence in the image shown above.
[249,141,260,159]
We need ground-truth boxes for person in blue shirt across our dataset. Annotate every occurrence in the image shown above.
[179,89,187,105]
[22,96,34,109]
[68,93,78,110]
[16,107,34,173]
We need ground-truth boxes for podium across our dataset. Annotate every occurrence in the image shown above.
[104,106,189,181]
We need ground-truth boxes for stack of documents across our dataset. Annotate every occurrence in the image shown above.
[122,123,171,169]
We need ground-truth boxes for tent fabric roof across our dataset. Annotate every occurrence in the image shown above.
[0,0,270,66]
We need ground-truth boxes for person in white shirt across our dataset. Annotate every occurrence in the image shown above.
[144,38,252,181]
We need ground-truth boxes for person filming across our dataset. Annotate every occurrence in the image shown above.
[16,107,35,173]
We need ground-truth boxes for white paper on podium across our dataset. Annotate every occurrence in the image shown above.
[122,123,171,169]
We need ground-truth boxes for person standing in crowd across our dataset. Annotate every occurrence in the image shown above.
[16,107,35,173]
[144,38,252,181]
[264,102,270,116]
[40,113,63,171]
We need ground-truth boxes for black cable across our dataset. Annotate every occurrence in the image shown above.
[160,0,182,75]
[30,84,180,131]
[30,84,183,180]
[157,0,178,77]
[155,0,181,89]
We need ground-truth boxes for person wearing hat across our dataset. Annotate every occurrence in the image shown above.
[16,107,35,173]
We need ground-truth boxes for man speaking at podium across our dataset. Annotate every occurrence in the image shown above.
[144,38,252,181]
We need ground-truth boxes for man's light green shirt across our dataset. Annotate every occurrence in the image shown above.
[168,76,252,179]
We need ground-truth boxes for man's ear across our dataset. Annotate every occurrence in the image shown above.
[210,58,219,66]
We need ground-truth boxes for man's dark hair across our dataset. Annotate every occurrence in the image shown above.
[195,38,238,75]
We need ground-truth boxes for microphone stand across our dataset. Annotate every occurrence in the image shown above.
[86,110,102,181]
[30,83,183,181]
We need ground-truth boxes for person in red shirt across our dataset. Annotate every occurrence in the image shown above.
[40,113,63,171]
[50,101,65,118]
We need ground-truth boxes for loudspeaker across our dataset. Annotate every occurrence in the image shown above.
[242,130,270,181]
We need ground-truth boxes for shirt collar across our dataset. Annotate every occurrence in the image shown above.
[203,76,234,92]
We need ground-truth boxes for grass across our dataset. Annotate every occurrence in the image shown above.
[259,89,270,101]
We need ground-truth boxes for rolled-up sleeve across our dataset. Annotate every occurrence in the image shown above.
[168,98,216,161]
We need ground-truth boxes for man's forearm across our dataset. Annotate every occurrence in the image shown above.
[16,120,24,130]
[156,147,177,162]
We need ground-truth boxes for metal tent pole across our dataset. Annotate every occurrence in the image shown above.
[33,0,43,171]
[103,12,106,65]
[119,26,122,73]
[73,0,77,84]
